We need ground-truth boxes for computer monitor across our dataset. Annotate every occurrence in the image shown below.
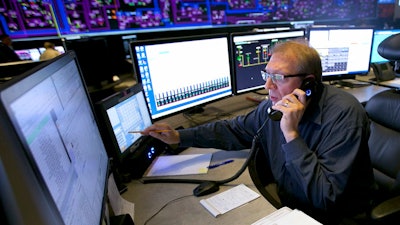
[97,84,152,157]
[122,34,137,60]
[230,29,306,94]
[0,51,109,225]
[39,46,66,55]
[130,33,233,120]
[307,27,374,81]
[14,46,66,62]
[65,37,114,89]
[95,84,168,179]
[14,48,41,61]
[371,29,400,64]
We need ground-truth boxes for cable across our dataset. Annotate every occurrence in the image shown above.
[140,117,270,196]
[143,194,192,225]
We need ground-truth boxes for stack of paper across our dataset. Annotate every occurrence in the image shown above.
[252,206,322,225]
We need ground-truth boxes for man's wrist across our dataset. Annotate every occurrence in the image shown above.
[284,130,299,143]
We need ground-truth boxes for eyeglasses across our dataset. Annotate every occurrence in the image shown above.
[261,69,308,84]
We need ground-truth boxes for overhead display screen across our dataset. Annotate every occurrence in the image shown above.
[0,0,377,39]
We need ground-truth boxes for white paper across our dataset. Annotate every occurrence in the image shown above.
[252,207,322,225]
[107,174,135,220]
[252,207,293,225]
[144,153,212,177]
[200,184,260,217]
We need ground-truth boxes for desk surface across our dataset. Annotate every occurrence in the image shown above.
[338,83,390,104]
[323,79,390,104]
[356,73,400,89]
[122,148,276,225]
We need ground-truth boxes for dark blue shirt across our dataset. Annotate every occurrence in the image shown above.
[179,84,374,219]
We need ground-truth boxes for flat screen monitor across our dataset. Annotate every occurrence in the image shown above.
[0,51,109,225]
[230,29,306,94]
[14,46,65,62]
[130,33,233,120]
[15,48,41,61]
[307,27,374,81]
[96,84,154,161]
[122,35,137,60]
[65,37,114,89]
[4,0,377,39]
[371,29,400,64]
[38,46,66,55]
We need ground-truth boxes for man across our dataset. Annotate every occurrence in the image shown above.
[142,40,374,224]
[0,34,21,63]
[39,41,61,61]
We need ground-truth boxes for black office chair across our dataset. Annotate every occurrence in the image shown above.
[363,89,400,225]
[248,147,282,209]
[248,89,400,225]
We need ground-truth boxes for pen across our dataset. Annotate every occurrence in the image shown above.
[128,130,171,133]
[207,159,234,169]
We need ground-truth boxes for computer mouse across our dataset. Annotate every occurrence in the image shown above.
[193,181,220,197]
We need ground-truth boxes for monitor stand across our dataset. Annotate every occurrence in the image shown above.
[185,106,205,115]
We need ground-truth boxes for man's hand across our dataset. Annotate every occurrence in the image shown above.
[141,123,180,144]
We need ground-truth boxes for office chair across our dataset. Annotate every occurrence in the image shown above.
[363,89,400,224]
[378,32,400,76]
[248,90,400,225]
[248,147,282,209]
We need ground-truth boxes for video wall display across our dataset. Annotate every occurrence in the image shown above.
[0,0,377,39]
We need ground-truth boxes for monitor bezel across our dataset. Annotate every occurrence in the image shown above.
[130,33,233,121]
[229,28,306,95]
[0,51,109,225]
[95,83,152,162]
[0,103,66,225]
[307,26,375,81]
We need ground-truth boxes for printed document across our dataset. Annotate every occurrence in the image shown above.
[199,184,260,217]
[252,206,322,225]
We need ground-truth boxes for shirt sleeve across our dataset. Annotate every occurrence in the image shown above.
[178,101,273,150]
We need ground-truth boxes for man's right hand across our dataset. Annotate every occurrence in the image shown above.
[141,123,180,145]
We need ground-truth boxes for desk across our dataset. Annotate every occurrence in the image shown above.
[324,79,391,104]
[339,84,390,104]
[356,73,400,90]
[121,148,276,225]
[373,78,400,89]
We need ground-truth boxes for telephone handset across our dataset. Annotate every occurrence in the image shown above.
[268,78,316,121]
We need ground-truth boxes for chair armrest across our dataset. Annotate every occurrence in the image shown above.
[371,195,400,220]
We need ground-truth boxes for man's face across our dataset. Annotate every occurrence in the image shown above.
[264,52,303,105]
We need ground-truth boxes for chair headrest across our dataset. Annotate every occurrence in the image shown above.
[365,90,400,132]
[378,33,400,60]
